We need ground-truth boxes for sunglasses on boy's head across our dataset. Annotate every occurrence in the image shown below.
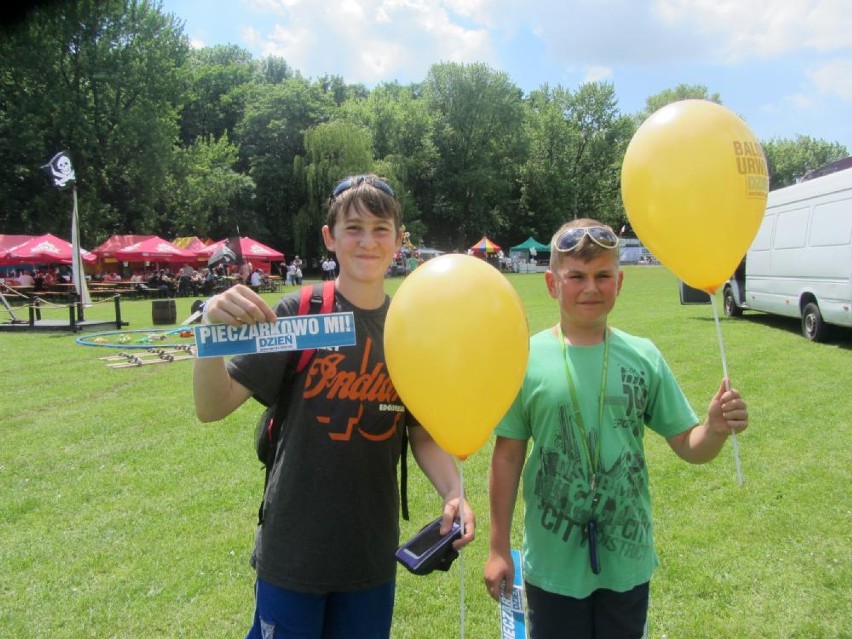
[554,226,619,252]
[330,175,396,200]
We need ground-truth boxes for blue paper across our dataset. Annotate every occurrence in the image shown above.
[499,548,526,639]
[193,312,356,358]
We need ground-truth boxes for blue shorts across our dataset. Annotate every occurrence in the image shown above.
[245,578,396,639]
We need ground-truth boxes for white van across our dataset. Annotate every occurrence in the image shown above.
[723,165,852,341]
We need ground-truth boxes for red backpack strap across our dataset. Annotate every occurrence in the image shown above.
[297,282,314,314]
[319,278,335,313]
[295,280,336,372]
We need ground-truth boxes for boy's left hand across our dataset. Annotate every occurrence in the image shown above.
[707,379,749,436]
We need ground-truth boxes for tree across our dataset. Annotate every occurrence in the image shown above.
[637,83,722,123]
[339,82,438,241]
[237,77,335,254]
[422,62,526,248]
[293,120,375,257]
[178,45,256,147]
[0,0,189,243]
[315,74,369,106]
[520,82,634,236]
[762,135,849,189]
[163,133,255,239]
[255,55,298,85]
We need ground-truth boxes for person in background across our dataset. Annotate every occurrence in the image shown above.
[239,260,253,284]
[16,270,34,287]
[33,269,46,291]
[193,174,475,639]
[406,253,418,274]
[249,267,263,293]
[289,255,303,286]
[484,218,749,639]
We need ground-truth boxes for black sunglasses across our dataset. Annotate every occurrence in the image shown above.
[554,226,619,252]
[330,175,395,200]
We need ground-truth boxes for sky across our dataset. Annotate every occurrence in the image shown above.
[160,0,852,152]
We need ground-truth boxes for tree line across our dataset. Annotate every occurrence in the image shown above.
[1,0,848,261]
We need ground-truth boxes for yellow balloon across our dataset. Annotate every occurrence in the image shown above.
[621,99,768,293]
[384,254,529,459]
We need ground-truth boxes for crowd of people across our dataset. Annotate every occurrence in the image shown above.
[1,266,70,291]
[3,253,339,297]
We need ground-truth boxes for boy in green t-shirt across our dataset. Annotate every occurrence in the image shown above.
[484,218,749,639]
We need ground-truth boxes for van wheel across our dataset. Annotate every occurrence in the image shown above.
[723,287,742,317]
[802,302,830,342]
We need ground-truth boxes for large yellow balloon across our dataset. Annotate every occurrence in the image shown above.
[384,254,529,459]
[621,99,769,293]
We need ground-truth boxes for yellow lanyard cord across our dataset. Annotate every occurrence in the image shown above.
[557,324,609,491]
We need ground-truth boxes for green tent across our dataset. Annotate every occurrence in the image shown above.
[510,236,550,255]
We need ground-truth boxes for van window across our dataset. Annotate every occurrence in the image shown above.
[773,207,809,249]
[809,199,852,247]
[751,214,774,251]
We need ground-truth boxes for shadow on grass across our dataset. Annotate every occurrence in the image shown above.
[694,311,852,350]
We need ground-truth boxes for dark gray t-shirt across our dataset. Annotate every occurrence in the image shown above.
[227,289,412,592]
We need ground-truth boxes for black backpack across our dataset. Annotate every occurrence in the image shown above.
[255,280,409,524]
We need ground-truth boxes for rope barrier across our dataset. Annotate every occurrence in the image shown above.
[27,292,121,308]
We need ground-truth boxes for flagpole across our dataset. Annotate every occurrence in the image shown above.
[70,185,92,320]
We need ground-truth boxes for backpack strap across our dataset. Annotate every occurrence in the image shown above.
[295,280,335,372]
[258,281,334,525]
[262,281,334,449]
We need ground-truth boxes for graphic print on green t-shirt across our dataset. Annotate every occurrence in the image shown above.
[532,361,654,565]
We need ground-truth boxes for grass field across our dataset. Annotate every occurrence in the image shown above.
[1,266,849,638]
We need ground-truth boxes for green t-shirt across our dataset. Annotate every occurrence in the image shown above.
[496,327,698,598]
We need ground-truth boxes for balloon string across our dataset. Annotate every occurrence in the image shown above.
[458,460,466,639]
[710,295,744,486]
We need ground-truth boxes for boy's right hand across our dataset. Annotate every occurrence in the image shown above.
[204,284,277,325]
[484,550,514,602]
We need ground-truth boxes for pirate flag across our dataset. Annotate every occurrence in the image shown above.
[207,244,237,268]
[42,151,76,189]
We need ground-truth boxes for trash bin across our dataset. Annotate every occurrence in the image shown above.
[152,299,176,325]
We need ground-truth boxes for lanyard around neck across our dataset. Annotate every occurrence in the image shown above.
[557,324,610,490]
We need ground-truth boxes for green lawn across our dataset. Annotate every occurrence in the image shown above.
[1,267,849,638]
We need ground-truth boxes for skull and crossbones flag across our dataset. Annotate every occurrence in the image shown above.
[42,150,76,189]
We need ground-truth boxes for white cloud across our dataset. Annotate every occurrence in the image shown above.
[512,0,852,67]
[243,0,301,13]
[584,65,613,83]
[808,58,852,101]
[785,92,816,110]
[242,0,496,84]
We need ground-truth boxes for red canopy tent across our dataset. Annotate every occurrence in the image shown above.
[91,234,155,260]
[198,236,285,264]
[0,234,33,255]
[0,233,96,265]
[115,236,196,264]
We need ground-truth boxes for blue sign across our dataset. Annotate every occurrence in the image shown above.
[499,549,527,639]
[194,312,356,358]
